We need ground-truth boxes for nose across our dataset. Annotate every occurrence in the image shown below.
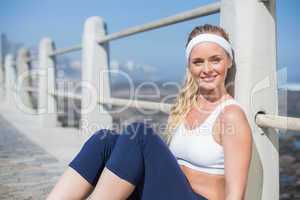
[203,60,213,73]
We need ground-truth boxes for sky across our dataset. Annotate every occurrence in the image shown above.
[0,0,299,86]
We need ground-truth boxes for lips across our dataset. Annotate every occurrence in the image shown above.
[201,75,217,82]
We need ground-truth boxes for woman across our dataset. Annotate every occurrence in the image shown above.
[47,24,252,200]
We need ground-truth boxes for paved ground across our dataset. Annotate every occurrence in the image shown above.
[0,102,89,166]
[0,115,64,199]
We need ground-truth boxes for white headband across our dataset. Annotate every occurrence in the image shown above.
[185,33,233,63]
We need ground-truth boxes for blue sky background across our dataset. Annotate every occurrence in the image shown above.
[0,0,299,85]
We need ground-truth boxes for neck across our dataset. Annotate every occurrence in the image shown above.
[197,86,229,108]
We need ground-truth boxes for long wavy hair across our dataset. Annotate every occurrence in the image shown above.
[164,24,231,145]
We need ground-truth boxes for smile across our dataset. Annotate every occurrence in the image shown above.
[201,75,217,82]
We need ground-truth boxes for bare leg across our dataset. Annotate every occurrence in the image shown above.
[48,128,139,200]
[89,167,136,200]
[47,167,93,200]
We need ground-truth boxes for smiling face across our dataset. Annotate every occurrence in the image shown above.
[188,41,232,93]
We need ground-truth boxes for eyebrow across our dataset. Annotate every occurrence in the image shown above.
[191,55,223,61]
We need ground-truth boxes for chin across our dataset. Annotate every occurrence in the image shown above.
[198,79,223,92]
[198,83,217,91]
[198,78,215,86]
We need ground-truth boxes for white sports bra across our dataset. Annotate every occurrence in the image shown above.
[169,99,244,175]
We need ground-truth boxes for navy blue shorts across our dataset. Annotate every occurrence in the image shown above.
[69,122,207,200]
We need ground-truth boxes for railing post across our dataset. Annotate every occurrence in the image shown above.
[16,48,34,112]
[38,38,58,127]
[81,16,112,135]
[4,54,16,106]
[220,0,278,199]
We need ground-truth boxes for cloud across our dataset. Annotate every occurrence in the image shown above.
[69,60,81,70]
[108,58,161,81]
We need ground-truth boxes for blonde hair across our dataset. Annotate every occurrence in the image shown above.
[164,24,231,145]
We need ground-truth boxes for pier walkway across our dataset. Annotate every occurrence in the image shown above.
[0,103,89,199]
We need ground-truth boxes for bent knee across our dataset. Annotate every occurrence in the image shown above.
[84,129,118,149]
[93,128,116,139]
[124,122,159,142]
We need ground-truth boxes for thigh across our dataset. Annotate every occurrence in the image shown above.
[68,129,140,199]
[141,129,205,200]
[69,129,120,186]
[105,122,206,200]
[49,130,118,199]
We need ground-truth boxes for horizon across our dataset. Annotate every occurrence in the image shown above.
[0,0,299,87]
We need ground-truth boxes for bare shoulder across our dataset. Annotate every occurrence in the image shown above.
[219,103,252,137]
[221,103,248,123]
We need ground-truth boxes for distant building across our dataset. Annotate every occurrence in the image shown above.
[0,33,23,61]
[278,83,300,91]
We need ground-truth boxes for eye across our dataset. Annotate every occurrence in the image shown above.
[211,58,221,64]
[193,60,204,65]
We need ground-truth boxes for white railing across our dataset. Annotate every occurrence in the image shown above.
[256,113,300,132]
[3,0,299,132]
[2,2,222,129]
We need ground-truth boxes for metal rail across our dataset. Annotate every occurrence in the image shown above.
[48,90,82,100]
[49,44,82,57]
[29,2,220,58]
[97,2,221,44]
[98,97,171,113]
[48,90,171,113]
[12,87,300,130]
[256,113,300,131]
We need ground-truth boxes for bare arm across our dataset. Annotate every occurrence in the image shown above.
[221,105,252,200]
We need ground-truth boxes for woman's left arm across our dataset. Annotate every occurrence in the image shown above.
[221,105,253,200]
